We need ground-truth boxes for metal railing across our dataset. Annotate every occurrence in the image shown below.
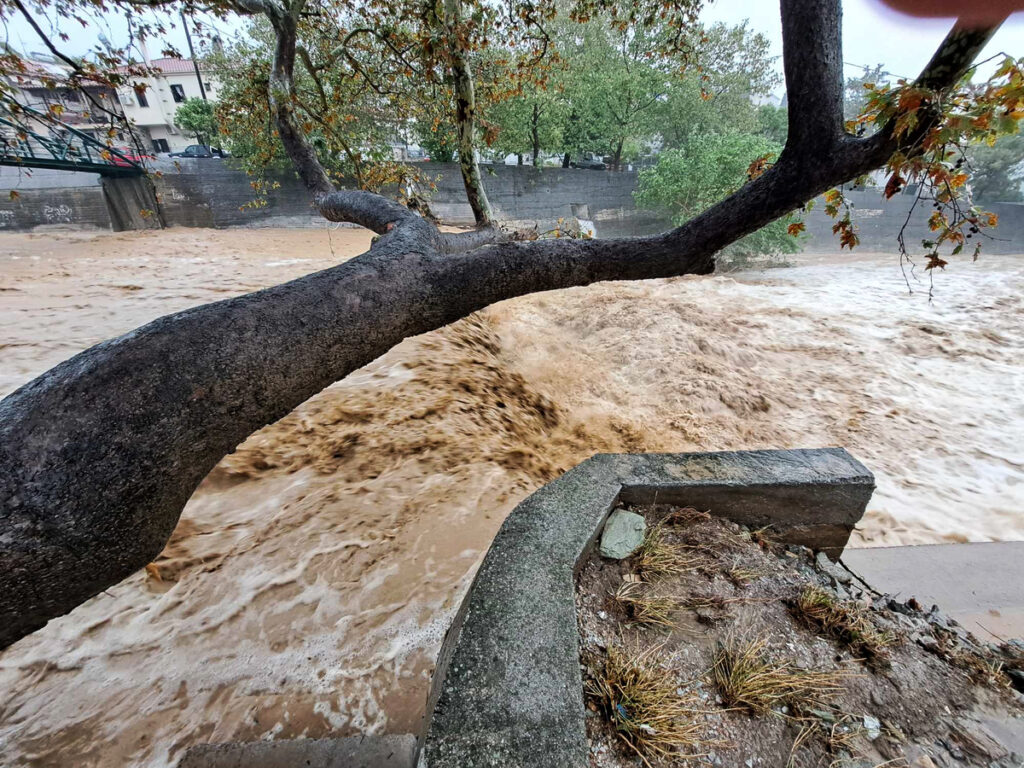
[0,103,145,177]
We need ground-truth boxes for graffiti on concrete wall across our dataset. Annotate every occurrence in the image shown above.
[43,204,74,223]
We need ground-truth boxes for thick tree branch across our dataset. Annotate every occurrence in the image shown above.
[265,1,336,199]
[439,227,510,253]
[779,0,845,156]
[852,21,1002,169]
[318,189,417,232]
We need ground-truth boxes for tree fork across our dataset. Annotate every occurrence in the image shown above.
[0,1,1002,649]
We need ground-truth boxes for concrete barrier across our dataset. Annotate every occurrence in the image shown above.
[4,159,1021,250]
[101,176,164,231]
[178,734,417,768]
[423,448,873,767]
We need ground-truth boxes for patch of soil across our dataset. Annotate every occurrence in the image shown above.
[576,506,1024,768]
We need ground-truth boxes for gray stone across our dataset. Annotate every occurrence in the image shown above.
[599,509,646,559]
[863,715,882,741]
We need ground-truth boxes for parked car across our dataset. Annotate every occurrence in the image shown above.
[168,144,229,159]
[570,154,607,171]
[109,146,155,167]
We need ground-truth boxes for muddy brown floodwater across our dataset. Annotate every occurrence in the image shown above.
[0,227,1021,767]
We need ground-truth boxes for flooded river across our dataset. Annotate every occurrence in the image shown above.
[0,227,1021,766]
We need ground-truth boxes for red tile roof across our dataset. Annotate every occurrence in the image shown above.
[113,57,205,75]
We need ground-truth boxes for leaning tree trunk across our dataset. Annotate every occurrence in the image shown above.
[0,0,1000,649]
[611,138,623,171]
[445,0,494,226]
[532,103,540,166]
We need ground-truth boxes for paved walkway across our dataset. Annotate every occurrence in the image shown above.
[842,541,1024,641]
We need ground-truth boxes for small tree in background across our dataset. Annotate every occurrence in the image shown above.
[967,132,1024,202]
[415,122,459,163]
[635,133,802,262]
[173,98,217,145]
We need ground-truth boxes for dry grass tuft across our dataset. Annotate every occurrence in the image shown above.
[791,587,896,666]
[636,525,695,579]
[614,581,679,628]
[826,717,867,754]
[661,506,711,526]
[711,636,845,716]
[726,563,765,587]
[587,644,701,763]
[954,649,1012,689]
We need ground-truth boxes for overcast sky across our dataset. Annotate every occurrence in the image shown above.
[5,0,1022,91]
[702,0,1024,89]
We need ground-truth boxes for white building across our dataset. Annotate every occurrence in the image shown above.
[1,52,128,143]
[115,57,221,153]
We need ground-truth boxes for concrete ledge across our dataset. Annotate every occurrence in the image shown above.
[178,734,417,768]
[843,542,1024,639]
[423,449,873,767]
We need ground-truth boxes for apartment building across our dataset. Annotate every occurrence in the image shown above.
[115,57,220,153]
[0,51,127,142]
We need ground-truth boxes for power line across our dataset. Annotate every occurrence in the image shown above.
[842,60,909,81]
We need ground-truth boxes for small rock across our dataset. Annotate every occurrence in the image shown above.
[816,551,852,584]
[863,715,882,741]
[599,509,646,559]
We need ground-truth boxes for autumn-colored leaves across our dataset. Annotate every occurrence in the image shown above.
[837,54,1023,267]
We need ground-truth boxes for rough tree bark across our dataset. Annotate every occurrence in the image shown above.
[444,0,494,225]
[0,0,1000,649]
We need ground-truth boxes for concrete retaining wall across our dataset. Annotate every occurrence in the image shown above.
[1,159,1022,252]
[423,448,874,767]
[148,160,665,237]
[0,184,113,231]
[801,194,1024,255]
[101,176,164,232]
